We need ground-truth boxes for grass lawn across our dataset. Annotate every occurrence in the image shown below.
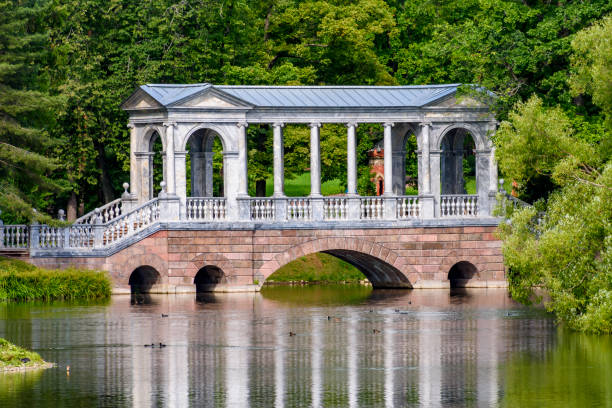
[0,257,111,301]
[266,252,366,283]
[258,172,345,197]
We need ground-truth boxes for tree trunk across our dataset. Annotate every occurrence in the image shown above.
[256,180,266,197]
[67,192,77,221]
[95,141,115,203]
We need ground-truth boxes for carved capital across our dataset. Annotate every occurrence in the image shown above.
[163,122,177,128]
[383,122,395,128]
[420,121,432,129]
[346,122,359,128]
[127,123,136,129]
[272,122,285,128]
[309,122,321,129]
[237,122,249,129]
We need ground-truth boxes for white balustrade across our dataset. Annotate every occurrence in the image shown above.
[396,196,420,219]
[250,199,275,221]
[74,198,122,224]
[1,225,29,248]
[440,195,478,217]
[286,198,311,221]
[186,198,227,221]
[102,199,160,246]
[69,225,94,248]
[324,198,348,220]
[360,197,384,220]
[39,226,64,249]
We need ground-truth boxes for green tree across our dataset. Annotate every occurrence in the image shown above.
[0,1,62,223]
[495,15,612,331]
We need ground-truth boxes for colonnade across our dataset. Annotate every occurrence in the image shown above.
[128,119,498,220]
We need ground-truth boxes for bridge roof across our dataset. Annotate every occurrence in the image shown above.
[136,83,462,109]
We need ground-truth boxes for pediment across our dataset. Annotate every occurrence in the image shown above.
[122,90,163,110]
[181,93,243,108]
[169,88,252,109]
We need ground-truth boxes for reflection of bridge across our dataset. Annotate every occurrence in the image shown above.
[0,84,506,292]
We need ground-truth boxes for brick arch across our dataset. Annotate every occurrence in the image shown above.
[108,252,168,285]
[257,237,417,288]
[185,252,237,281]
[441,255,485,282]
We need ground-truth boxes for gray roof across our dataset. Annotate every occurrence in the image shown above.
[137,83,461,108]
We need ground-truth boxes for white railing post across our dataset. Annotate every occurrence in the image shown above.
[29,221,40,249]
[275,198,287,222]
[419,195,435,219]
[93,209,104,248]
[311,197,324,221]
[346,197,361,220]
[0,213,4,248]
[383,197,397,220]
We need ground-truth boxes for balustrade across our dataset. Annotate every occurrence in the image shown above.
[286,198,311,221]
[396,196,420,219]
[440,195,478,217]
[360,197,384,220]
[1,225,29,249]
[324,198,348,220]
[39,226,65,249]
[102,199,160,246]
[250,199,275,221]
[186,198,226,221]
[69,225,94,248]
[74,198,122,224]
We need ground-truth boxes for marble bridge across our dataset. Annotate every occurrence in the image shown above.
[0,84,507,292]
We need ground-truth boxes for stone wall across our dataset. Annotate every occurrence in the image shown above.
[30,225,505,292]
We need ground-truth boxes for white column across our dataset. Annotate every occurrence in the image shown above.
[489,146,498,193]
[311,316,322,407]
[237,122,249,196]
[420,122,431,194]
[273,123,285,197]
[309,122,322,197]
[128,123,138,198]
[163,122,176,195]
[383,122,394,196]
[346,122,358,196]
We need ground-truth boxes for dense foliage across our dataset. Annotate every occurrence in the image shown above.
[0,256,111,301]
[496,16,612,334]
[0,1,611,331]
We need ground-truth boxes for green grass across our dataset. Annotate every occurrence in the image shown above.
[262,172,345,197]
[0,257,112,301]
[0,338,46,369]
[266,252,366,283]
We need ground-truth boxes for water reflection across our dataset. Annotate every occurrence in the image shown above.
[0,287,607,407]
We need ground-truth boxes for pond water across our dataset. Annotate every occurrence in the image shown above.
[0,286,611,407]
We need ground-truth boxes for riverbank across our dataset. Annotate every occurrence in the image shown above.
[0,338,52,372]
[265,253,366,284]
[0,257,111,301]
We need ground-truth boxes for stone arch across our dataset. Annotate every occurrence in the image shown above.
[442,257,484,288]
[129,265,161,293]
[435,123,486,151]
[110,252,168,286]
[140,125,166,152]
[257,237,415,288]
[182,125,230,198]
[185,252,237,281]
[194,266,227,292]
[180,123,232,152]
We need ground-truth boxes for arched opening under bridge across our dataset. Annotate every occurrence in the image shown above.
[129,266,161,294]
[448,261,478,288]
[194,266,226,292]
[261,241,412,289]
